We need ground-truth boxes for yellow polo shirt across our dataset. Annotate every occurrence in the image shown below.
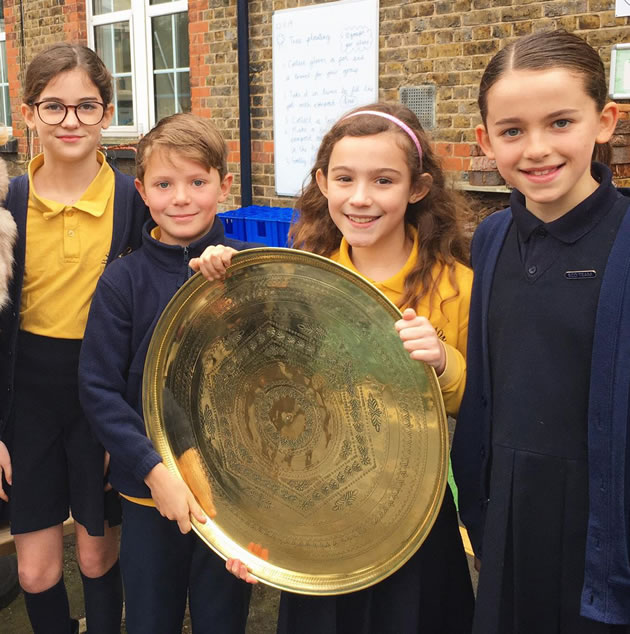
[330,230,472,416]
[20,152,115,339]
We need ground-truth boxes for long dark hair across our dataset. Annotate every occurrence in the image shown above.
[478,30,612,165]
[290,102,470,313]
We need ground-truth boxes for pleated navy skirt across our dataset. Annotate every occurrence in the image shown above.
[277,485,474,634]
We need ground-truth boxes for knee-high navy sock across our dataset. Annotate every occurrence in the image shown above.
[80,560,123,634]
[22,574,74,634]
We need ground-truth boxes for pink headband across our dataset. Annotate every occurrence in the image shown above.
[342,110,423,164]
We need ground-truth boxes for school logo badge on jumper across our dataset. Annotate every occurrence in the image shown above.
[565,270,597,279]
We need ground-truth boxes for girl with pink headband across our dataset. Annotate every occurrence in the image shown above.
[196,102,475,633]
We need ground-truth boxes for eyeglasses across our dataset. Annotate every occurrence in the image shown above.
[33,100,106,126]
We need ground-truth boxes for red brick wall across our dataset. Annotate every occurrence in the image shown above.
[612,105,630,186]
[1,1,629,207]
[63,0,87,43]
[243,0,630,207]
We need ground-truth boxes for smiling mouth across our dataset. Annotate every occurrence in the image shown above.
[520,165,563,176]
[346,215,379,224]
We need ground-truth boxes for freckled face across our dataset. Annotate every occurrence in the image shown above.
[477,68,618,220]
[135,149,233,246]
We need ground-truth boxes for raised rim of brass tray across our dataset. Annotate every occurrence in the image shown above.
[143,247,448,595]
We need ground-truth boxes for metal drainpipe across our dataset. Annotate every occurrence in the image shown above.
[237,0,253,207]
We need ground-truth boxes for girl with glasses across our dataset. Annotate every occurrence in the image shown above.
[0,43,147,634]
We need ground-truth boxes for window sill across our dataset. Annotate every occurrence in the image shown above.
[0,138,17,153]
[101,146,137,160]
[454,181,511,194]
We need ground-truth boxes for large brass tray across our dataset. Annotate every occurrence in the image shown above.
[143,248,448,595]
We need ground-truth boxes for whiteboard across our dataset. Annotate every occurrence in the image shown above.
[615,0,630,17]
[272,0,379,196]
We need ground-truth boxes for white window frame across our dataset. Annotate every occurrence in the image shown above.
[87,0,188,138]
[0,22,12,134]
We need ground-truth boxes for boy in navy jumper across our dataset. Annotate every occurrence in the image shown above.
[79,113,254,634]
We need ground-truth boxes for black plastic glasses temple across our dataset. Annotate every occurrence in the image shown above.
[31,101,106,126]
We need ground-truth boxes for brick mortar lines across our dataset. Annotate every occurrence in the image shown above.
[2,0,629,209]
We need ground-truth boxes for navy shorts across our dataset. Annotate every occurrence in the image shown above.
[8,331,120,536]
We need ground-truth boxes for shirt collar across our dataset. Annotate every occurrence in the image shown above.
[29,151,114,220]
[142,216,229,265]
[510,163,619,244]
[334,226,419,298]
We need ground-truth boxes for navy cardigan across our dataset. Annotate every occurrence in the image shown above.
[0,170,148,438]
[78,218,258,498]
[452,192,630,624]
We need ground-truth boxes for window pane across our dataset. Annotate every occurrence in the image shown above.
[0,39,6,83]
[175,12,189,68]
[92,0,130,15]
[178,71,191,113]
[152,11,189,122]
[152,14,174,70]
[95,22,132,73]
[0,40,10,127]
[0,0,5,32]
[153,13,188,70]
[2,86,9,127]
[114,76,134,126]
[94,22,134,126]
[154,73,175,121]
[150,0,177,5]
[154,71,190,120]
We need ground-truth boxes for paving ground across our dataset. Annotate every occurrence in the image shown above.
[0,533,281,633]
[0,532,476,633]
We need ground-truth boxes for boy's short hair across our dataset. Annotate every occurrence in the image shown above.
[136,113,228,182]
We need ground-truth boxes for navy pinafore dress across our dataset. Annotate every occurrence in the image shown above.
[474,166,630,634]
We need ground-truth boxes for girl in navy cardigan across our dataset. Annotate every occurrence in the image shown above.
[452,30,630,634]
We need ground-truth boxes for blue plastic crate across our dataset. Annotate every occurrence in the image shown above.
[218,209,247,241]
[239,206,295,247]
[271,208,294,247]
[220,206,296,246]
[244,209,276,246]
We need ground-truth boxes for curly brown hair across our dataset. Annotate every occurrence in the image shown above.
[289,102,470,313]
